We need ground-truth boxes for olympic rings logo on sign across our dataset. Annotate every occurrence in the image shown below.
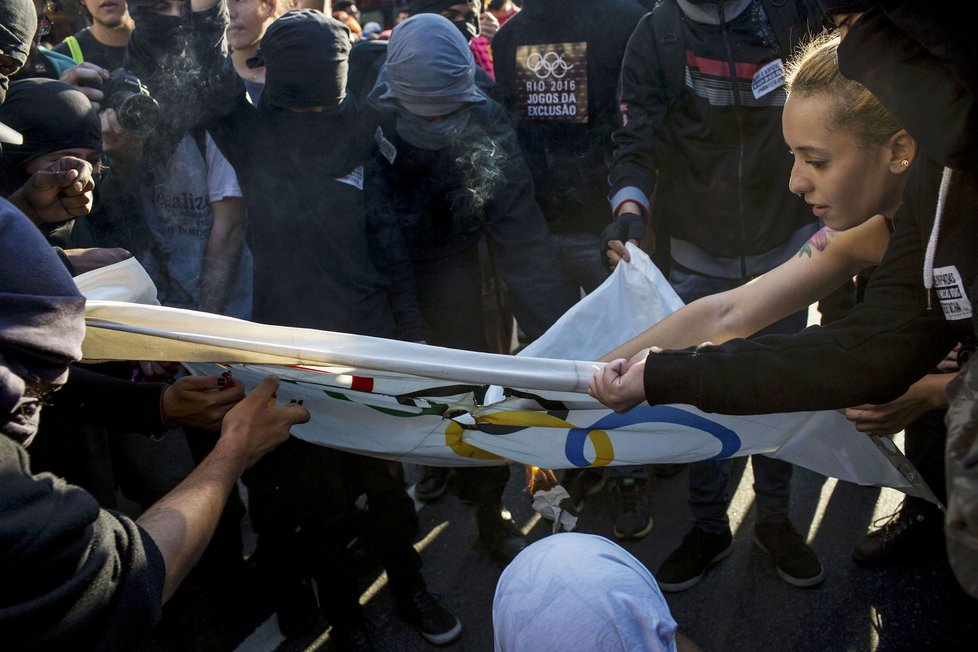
[525,51,574,79]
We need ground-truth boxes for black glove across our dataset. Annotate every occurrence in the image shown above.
[599,212,646,271]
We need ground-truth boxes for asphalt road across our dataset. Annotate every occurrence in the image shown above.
[141,452,977,652]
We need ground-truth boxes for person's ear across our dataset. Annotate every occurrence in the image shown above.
[263,0,279,20]
[887,129,917,174]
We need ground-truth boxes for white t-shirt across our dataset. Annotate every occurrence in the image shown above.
[139,132,253,318]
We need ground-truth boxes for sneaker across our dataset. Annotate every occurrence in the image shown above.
[657,527,733,592]
[852,497,944,566]
[395,589,463,646]
[753,520,825,587]
[612,478,653,540]
[563,468,607,512]
[476,502,528,562]
[330,618,375,652]
[414,466,452,501]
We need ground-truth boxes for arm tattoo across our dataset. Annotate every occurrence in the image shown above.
[797,228,837,258]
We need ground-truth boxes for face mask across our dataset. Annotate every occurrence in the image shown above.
[395,107,472,150]
[453,13,479,41]
[131,12,186,63]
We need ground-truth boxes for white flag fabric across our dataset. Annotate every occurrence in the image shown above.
[76,249,931,498]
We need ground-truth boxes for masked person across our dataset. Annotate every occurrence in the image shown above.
[0,78,104,252]
[0,171,307,650]
[364,14,578,562]
[197,9,462,647]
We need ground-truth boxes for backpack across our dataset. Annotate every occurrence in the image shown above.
[649,0,818,105]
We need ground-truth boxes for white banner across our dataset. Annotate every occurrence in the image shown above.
[76,250,931,498]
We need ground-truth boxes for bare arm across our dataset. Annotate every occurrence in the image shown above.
[198,197,246,315]
[600,217,890,362]
[136,376,309,602]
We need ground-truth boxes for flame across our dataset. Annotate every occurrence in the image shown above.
[525,465,559,494]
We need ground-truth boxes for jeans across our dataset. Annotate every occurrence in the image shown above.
[670,264,807,534]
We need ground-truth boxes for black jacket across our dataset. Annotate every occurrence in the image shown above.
[367,100,578,341]
[609,0,821,278]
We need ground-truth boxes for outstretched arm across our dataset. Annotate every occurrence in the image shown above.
[600,217,890,362]
[137,375,309,602]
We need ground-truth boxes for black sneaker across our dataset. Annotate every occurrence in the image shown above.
[395,589,463,646]
[414,466,452,501]
[754,520,825,587]
[657,527,733,592]
[612,478,653,540]
[563,468,607,512]
[852,497,944,566]
[330,618,375,652]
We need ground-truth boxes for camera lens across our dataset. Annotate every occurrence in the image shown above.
[114,93,160,137]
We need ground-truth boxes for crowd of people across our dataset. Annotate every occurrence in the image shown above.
[1,0,976,650]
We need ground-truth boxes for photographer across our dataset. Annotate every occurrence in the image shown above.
[104,0,252,319]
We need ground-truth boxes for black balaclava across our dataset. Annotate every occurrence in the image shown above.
[407,0,481,41]
[0,0,37,105]
[252,10,366,177]
[0,205,86,446]
[251,9,351,112]
[0,79,101,195]
[126,0,188,70]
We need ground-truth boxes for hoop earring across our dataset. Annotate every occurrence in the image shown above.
[901,159,910,167]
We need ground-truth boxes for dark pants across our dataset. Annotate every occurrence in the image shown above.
[244,438,423,620]
[411,244,512,505]
[670,264,805,534]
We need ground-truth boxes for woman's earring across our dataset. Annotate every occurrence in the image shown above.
[901,159,910,167]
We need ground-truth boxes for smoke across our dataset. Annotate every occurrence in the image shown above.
[450,125,507,216]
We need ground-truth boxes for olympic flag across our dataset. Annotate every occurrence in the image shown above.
[75,248,934,501]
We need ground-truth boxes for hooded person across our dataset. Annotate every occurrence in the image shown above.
[492,533,684,652]
[0,78,105,250]
[0,203,86,446]
[0,79,101,196]
[0,201,167,649]
[198,11,461,645]
[0,196,307,649]
[364,14,577,562]
[0,0,37,106]
[368,14,488,150]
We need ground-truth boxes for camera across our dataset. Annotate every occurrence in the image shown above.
[90,68,160,136]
